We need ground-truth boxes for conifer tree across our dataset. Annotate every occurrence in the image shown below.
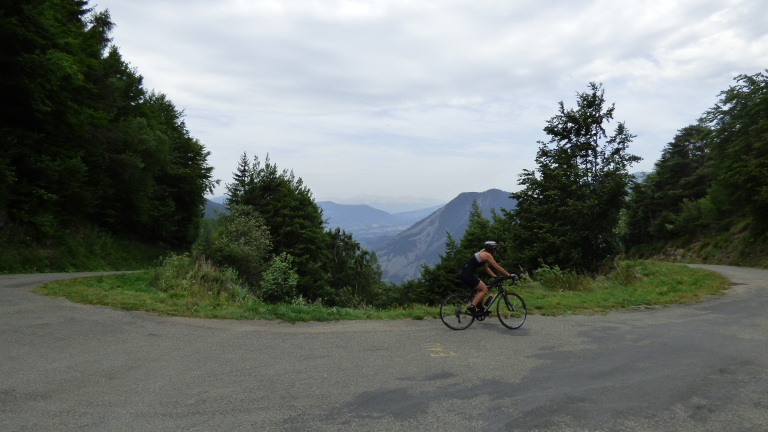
[1,1,215,246]
[703,71,768,232]
[509,83,640,272]
[225,154,330,299]
[623,125,711,246]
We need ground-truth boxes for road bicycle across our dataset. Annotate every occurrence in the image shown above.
[439,275,526,330]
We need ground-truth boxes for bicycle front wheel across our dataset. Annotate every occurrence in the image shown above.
[440,293,475,330]
[497,292,526,329]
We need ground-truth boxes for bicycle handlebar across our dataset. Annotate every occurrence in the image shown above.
[488,274,517,287]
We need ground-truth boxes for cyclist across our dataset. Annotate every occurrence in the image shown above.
[458,241,516,316]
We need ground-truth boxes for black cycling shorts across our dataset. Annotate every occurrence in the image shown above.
[458,268,481,288]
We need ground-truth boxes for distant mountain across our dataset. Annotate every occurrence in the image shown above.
[391,205,444,224]
[317,195,447,213]
[203,199,226,218]
[317,201,443,250]
[374,189,516,283]
[317,202,394,226]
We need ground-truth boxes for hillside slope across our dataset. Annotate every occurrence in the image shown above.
[375,189,516,282]
[317,202,444,250]
[204,200,226,218]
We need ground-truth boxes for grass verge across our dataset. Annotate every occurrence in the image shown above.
[518,261,730,315]
[36,272,436,322]
[36,261,730,322]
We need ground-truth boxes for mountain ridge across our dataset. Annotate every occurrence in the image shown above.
[374,189,516,283]
[317,201,444,250]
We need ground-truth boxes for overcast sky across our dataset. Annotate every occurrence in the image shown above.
[99,0,768,203]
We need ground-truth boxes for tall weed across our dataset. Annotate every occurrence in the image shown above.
[532,263,593,292]
[610,260,651,285]
[152,253,246,301]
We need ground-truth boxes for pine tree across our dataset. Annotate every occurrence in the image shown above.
[510,83,640,272]
[224,154,330,299]
[225,152,251,203]
[703,71,768,232]
[623,124,711,246]
[1,1,215,246]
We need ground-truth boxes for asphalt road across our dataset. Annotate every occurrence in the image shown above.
[2,265,767,431]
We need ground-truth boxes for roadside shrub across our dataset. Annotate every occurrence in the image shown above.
[258,253,299,303]
[532,263,593,292]
[193,217,224,257]
[152,253,246,300]
[0,223,167,273]
[336,286,368,309]
[209,205,271,286]
[610,260,652,286]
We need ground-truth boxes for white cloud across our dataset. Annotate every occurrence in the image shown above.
[101,0,768,201]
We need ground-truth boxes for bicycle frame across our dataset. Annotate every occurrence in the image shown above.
[481,280,508,309]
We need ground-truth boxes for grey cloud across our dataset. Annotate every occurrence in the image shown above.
[102,0,768,198]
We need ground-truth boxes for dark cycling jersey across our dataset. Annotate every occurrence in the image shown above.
[458,252,485,287]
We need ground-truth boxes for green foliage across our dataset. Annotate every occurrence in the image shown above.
[225,153,329,299]
[325,227,388,307]
[151,253,246,301]
[0,223,166,274]
[624,70,768,261]
[417,231,463,304]
[258,253,300,304]
[0,0,215,248]
[623,125,711,246]
[704,70,768,232]
[509,83,640,272]
[609,261,650,286]
[531,263,592,292]
[192,217,224,256]
[208,204,271,286]
[222,154,391,305]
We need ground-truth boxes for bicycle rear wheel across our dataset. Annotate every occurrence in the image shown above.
[440,293,475,330]
[497,292,526,329]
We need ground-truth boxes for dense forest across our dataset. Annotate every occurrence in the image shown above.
[1,0,216,270]
[622,71,768,265]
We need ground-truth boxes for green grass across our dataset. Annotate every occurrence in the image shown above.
[35,261,730,322]
[36,272,437,322]
[517,261,729,315]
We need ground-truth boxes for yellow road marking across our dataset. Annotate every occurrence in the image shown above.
[425,343,456,357]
